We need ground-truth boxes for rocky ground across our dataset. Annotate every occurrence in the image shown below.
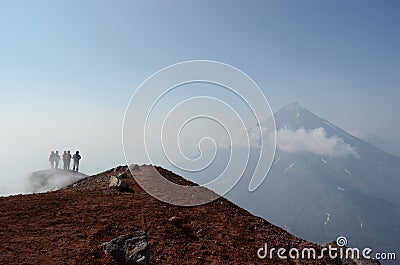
[0,165,346,264]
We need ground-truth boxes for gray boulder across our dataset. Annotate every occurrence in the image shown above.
[109,175,129,191]
[118,172,128,179]
[102,231,149,265]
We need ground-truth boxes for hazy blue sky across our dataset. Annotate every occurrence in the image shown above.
[1,0,399,193]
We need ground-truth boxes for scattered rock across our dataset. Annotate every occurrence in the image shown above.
[118,172,128,179]
[168,216,182,226]
[109,176,130,192]
[102,231,149,265]
[109,175,119,187]
[116,165,125,171]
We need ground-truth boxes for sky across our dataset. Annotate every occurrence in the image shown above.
[0,0,399,194]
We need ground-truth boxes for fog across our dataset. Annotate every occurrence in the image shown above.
[0,106,125,196]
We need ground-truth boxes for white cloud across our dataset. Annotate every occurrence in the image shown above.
[213,124,358,159]
[276,127,358,158]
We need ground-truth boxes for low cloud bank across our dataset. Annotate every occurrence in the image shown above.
[0,169,87,196]
[276,127,357,158]
[29,169,88,193]
[214,125,357,159]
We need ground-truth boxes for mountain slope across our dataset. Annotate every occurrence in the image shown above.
[227,103,400,263]
[0,165,343,265]
[274,103,400,205]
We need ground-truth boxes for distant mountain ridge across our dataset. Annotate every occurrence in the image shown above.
[276,103,400,204]
[349,130,400,158]
[226,102,400,264]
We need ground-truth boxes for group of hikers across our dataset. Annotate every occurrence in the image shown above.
[49,150,82,172]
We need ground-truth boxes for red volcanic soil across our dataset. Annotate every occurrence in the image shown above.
[0,165,342,264]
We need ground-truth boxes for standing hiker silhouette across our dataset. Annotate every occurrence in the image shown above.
[62,151,69,170]
[72,151,82,172]
[49,151,55,169]
[54,151,61,169]
[66,150,72,170]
